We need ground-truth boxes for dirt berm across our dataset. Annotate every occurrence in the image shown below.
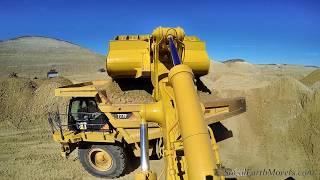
[0,77,71,129]
[215,76,320,179]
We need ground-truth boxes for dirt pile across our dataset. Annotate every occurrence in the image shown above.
[217,76,320,177]
[290,89,320,170]
[0,77,71,129]
[0,77,36,128]
[223,61,258,74]
[31,78,72,119]
[101,79,154,104]
[201,61,264,91]
[301,69,320,86]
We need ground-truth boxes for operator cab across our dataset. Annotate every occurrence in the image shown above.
[68,97,109,131]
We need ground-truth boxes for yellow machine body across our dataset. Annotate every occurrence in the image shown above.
[51,27,246,180]
[168,65,217,179]
[106,31,210,78]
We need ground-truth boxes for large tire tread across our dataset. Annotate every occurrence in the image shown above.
[78,144,126,178]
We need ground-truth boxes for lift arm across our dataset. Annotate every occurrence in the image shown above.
[167,35,219,179]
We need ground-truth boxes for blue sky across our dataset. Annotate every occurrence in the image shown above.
[0,0,319,66]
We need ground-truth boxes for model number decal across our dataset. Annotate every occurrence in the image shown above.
[112,113,132,119]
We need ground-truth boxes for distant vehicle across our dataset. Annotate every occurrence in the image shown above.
[47,69,58,78]
[8,72,18,78]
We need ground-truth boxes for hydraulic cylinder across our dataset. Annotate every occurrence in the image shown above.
[168,64,217,179]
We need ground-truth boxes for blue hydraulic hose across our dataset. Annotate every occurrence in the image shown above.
[168,36,182,66]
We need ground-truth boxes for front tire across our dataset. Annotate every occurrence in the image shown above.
[78,144,126,178]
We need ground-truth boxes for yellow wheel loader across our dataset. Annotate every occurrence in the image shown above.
[49,27,246,179]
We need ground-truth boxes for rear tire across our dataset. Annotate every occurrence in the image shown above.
[78,144,126,178]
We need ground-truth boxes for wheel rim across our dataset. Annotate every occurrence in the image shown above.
[88,148,113,171]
